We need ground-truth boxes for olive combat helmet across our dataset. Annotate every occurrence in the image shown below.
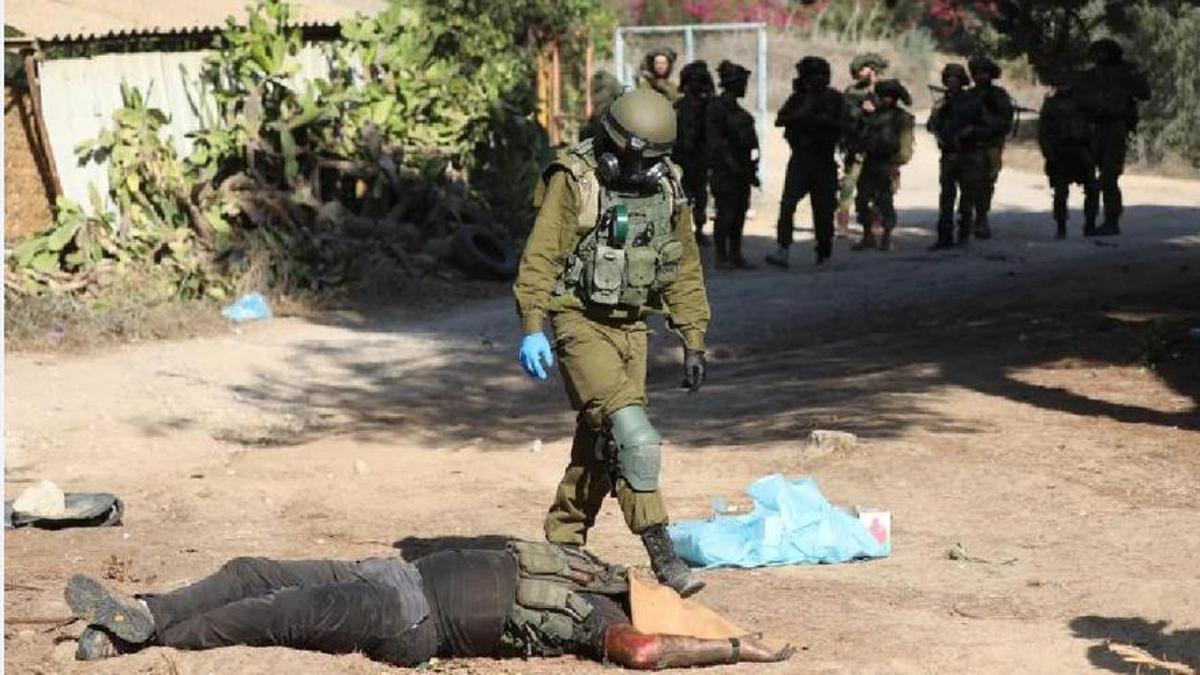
[600,89,677,159]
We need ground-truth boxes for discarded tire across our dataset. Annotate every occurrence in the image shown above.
[453,224,518,280]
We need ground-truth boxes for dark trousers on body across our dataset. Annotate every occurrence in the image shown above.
[143,557,437,666]
[936,151,988,244]
[777,153,837,259]
[711,171,751,263]
[1093,119,1130,227]
[678,156,709,231]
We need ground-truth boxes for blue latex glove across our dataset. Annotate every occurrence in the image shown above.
[518,332,554,380]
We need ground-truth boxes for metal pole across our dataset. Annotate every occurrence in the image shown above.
[756,26,768,184]
[614,26,626,87]
[684,26,695,64]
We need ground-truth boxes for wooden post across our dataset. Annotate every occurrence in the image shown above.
[536,48,550,134]
[550,40,562,146]
[23,53,62,202]
[584,36,595,119]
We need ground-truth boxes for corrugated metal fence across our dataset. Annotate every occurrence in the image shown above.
[39,47,332,208]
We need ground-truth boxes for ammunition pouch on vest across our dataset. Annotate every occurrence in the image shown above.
[499,541,629,658]
[549,139,686,311]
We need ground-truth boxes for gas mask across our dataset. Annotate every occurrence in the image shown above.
[596,134,670,192]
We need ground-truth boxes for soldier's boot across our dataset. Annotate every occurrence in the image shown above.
[729,239,756,270]
[65,575,155,644]
[974,214,992,240]
[1097,206,1121,236]
[764,246,790,269]
[1055,219,1067,240]
[852,225,877,251]
[76,627,139,661]
[1083,222,1099,237]
[641,525,704,597]
[879,226,894,252]
[928,221,955,251]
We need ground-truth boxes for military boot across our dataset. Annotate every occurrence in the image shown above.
[75,627,139,661]
[852,227,877,251]
[879,226,894,251]
[764,246,790,269]
[65,575,155,644]
[1097,220,1121,236]
[729,240,756,269]
[641,525,704,597]
[1055,220,1067,240]
[974,215,992,240]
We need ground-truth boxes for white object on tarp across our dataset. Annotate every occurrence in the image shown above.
[855,508,892,549]
[12,480,66,518]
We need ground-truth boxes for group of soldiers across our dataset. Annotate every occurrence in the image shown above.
[620,40,1150,263]
[631,48,919,267]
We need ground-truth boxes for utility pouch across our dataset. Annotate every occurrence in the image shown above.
[585,245,625,306]
[620,247,656,306]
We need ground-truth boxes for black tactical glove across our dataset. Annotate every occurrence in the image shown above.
[683,348,707,391]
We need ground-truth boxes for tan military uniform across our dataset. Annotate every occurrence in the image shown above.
[514,147,710,546]
[637,74,681,103]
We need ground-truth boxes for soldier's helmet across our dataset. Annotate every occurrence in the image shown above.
[942,63,969,85]
[850,52,889,76]
[875,79,912,106]
[796,56,832,80]
[717,60,751,87]
[968,55,1002,79]
[1088,38,1123,65]
[600,89,677,158]
[679,60,713,88]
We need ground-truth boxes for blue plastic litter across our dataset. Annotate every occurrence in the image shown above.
[669,474,889,568]
[222,293,272,323]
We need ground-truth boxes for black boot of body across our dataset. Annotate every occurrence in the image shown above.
[1055,220,1067,240]
[641,525,704,597]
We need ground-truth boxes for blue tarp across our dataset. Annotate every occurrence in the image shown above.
[669,474,889,568]
[222,293,272,323]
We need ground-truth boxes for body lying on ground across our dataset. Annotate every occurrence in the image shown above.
[64,539,794,669]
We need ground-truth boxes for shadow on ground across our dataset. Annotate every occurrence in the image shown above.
[220,203,1199,449]
[1070,615,1200,673]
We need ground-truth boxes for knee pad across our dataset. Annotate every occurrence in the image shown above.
[607,406,662,492]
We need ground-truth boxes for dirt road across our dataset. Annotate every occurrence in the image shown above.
[5,128,1200,674]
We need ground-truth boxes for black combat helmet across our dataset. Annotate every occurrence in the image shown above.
[1088,38,1124,65]
[717,60,751,88]
[968,55,1001,79]
[942,63,969,86]
[875,79,912,106]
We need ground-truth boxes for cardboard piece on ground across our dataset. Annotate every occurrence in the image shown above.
[629,568,744,639]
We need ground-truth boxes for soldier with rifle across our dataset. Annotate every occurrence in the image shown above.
[927,63,988,250]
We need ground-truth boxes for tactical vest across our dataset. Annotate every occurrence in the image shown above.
[498,540,629,658]
[550,139,687,311]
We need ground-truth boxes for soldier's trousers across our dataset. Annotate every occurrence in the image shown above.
[777,153,837,258]
[970,144,1005,226]
[711,171,751,262]
[678,157,709,230]
[1093,120,1130,225]
[855,162,898,230]
[838,152,864,213]
[1051,179,1100,228]
[937,151,988,243]
[544,309,668,547]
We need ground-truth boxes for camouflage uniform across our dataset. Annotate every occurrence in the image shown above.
[706,61,758,269]
[927,64,989,249]
[1077,39,1151,234]
[769,57,849,266]
[1038,78,1099,238]
[853,79,914,252]
[966,56,1015,239]
[673,61,716,244]
[838,53,889,234]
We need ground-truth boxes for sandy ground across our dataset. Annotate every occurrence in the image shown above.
[5,126,1200,674]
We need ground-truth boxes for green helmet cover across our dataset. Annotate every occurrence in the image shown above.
[600,89,677,158]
